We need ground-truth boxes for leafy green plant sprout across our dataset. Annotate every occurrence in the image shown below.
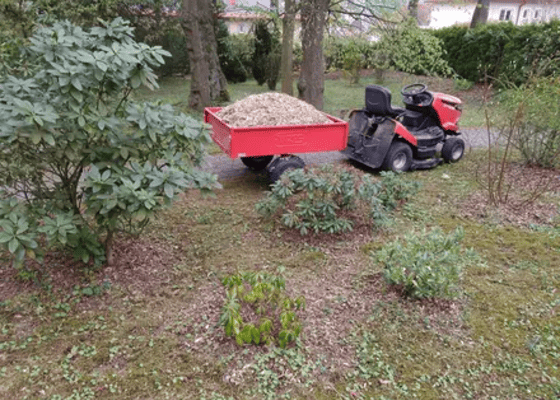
[376,227,481,299]
[219,268,305,348]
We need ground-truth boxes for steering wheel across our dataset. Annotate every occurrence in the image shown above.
[401,83,427,97]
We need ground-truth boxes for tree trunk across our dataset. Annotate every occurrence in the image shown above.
[408,0,419,23]
[298,0,329,110]
[105,229,114,266]
[280,0,296,96]
[470,0,490,28]
[181,0,229,111]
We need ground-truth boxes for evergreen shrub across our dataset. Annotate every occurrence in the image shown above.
[433,21,560,85]
[256,166,420,236]
[378,19,453,77]
[217,20,249,83]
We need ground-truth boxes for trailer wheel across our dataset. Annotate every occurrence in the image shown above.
[382,141,412,172]
[241,156,274,171]
[267,156,305,184]
[441,137,465,163]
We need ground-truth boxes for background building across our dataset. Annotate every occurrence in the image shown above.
[420,0,560,29]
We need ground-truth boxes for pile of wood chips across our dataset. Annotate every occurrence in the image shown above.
[215,92,333,127]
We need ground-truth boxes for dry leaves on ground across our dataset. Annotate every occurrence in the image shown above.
[464,163,560,226]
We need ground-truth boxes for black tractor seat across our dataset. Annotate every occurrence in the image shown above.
[365,85,405,118]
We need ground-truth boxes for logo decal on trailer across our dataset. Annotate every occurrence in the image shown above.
[274,132,306,147]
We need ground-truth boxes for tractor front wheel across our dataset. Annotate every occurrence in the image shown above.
[382,141,412,172]
[441,137,465,163]
[241,156,274,171]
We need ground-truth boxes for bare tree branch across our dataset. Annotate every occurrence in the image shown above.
[327,0,403,25]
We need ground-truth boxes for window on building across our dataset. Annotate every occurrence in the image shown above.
[499,9,512,21]
[535,9,540,19]
[523,10,528,18]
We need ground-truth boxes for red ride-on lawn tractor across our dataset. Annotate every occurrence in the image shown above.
[342,83,466,172]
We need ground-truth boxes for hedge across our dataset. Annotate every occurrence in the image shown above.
[432,21,560,85]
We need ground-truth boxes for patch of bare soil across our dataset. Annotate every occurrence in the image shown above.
[292,266,388,373]
[0,236,183,302]
[166,224,467,388]
[216,92,333,127]
[103,237,183,289]
[462,164,560,226]
[168,265,381,383]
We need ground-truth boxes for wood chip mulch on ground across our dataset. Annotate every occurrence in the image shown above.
[0,236,182,302]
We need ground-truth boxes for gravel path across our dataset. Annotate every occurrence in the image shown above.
[203,128,493,180]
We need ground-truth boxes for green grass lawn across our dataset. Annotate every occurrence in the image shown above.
[1,72,559,400]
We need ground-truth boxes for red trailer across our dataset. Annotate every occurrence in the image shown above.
[204,107,349,182]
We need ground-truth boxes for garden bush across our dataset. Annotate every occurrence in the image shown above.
[0,35,28,79]
[219,269,305,348]
[501,76,560,168]
[136,20,190,77]
[433,23,515,83]
[292,41,303,70]
[377,18,453,77]
[376,227,480,299]
[229,33,254,70]
[501,20,560,86]
[321,35,396,81]
[217,20,249,83]
[252,19,281,89]
[474,75,560,208]
[323,36,377,72]
[219,32,253,84]
[0,0,189,78]
[255,166,420,235]
[433,21,560,85]
[0,18,218,268]
[152,24,190,77]
[265,45,282,90]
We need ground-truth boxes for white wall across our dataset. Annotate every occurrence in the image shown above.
[425,1,560,29]
[428,4,475,28]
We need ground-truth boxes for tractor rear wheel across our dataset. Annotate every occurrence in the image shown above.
[441,137,465,163]
[241,156,274,171]
[382,141,412,172]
